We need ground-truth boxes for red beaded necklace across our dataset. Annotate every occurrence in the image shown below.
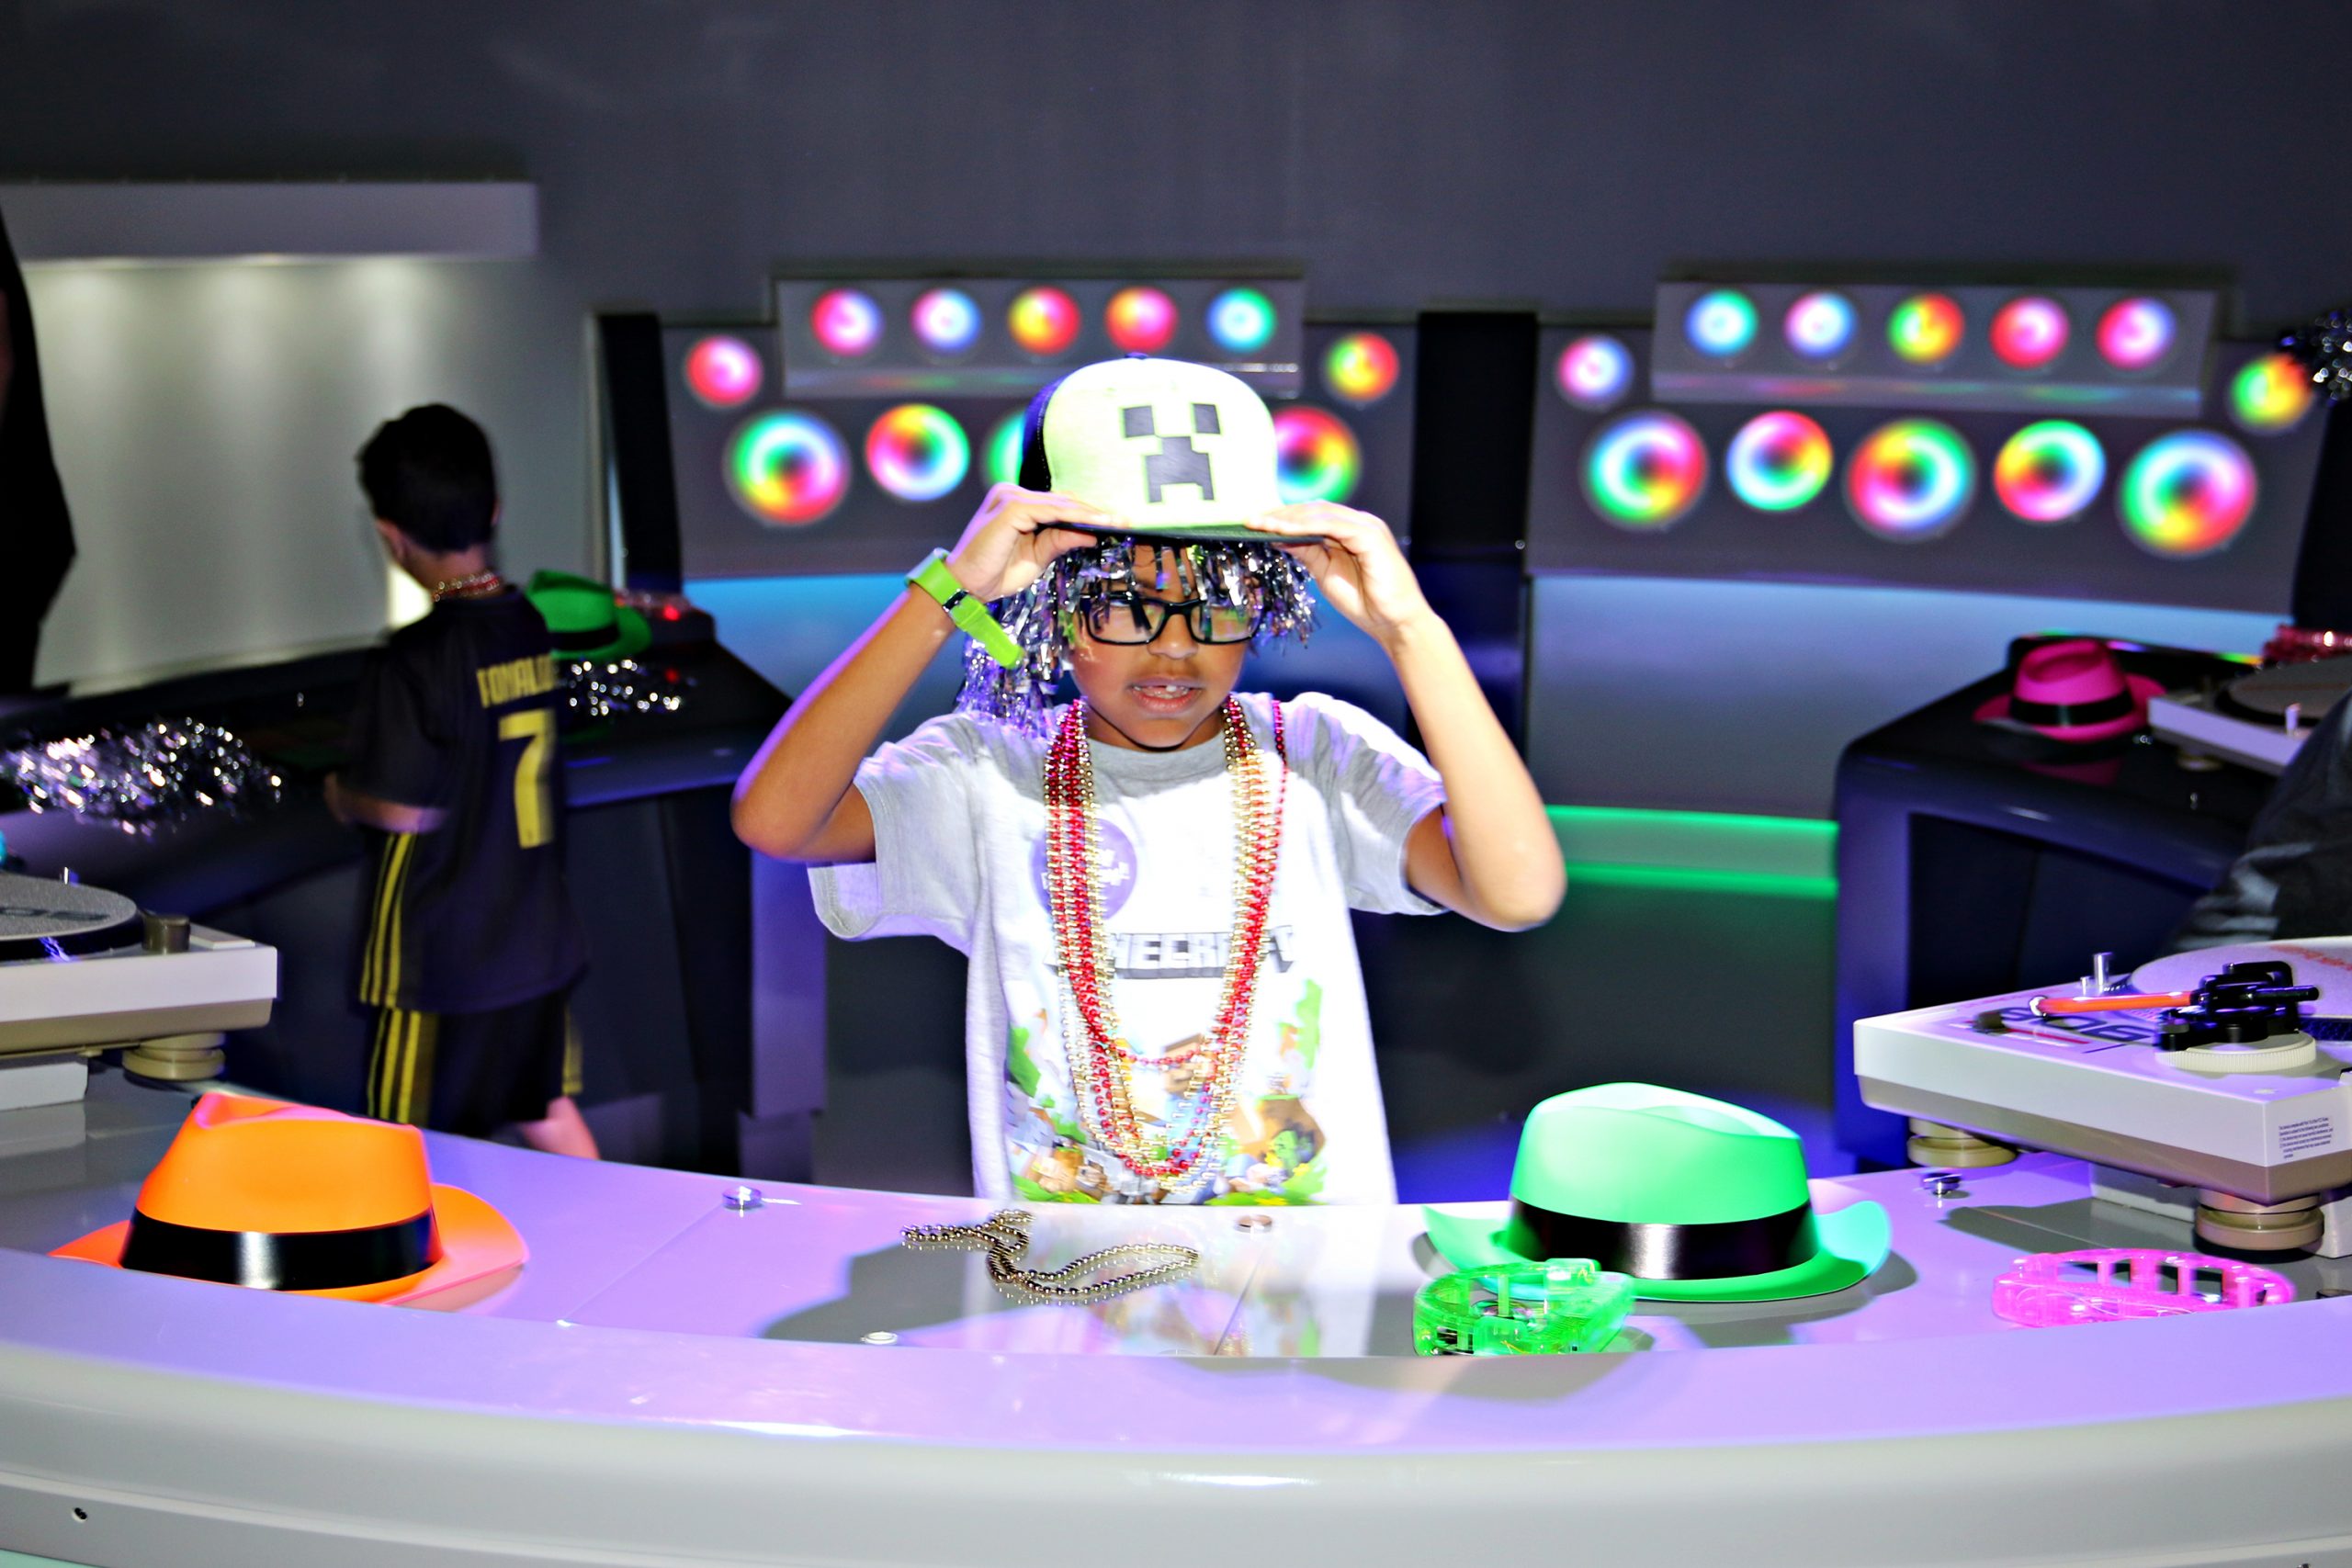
[1045,696,1287,1192]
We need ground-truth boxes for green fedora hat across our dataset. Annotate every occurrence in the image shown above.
[526,570,650,663]
[1422,1083,1890,1303]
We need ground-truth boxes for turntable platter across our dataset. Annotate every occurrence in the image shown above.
[0,872,141,961]
[2217,656,2352,723]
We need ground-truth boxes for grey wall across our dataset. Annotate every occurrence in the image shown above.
[24,258,582,684]
[7,1,2342,318]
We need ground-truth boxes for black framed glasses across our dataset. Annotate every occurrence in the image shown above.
[1079,593,1261,646]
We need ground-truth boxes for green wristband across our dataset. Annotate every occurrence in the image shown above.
[908,549,1022,669]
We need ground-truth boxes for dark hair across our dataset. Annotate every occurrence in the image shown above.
[1016,376,1063,492]
[356,404,498,552]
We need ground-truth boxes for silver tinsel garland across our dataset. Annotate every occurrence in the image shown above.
[2281,310,2352,402]
[560,659,692,722]
[7,718,282,834]
[956,537,1317,732]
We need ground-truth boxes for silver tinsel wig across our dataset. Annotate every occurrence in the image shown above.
[956,536,1316,731]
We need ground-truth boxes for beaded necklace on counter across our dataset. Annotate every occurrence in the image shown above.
[901,1210,1198,1303]
[1045,696,1287,1198]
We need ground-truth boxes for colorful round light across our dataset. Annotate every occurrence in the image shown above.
[985,409,1027,487]
[1993,421,2107,524]
[1555,335,1634,411]
[1104,287,1179,354]
[1846,419,1976,540]
[1581,411,1708,530]
[2119,430,2257,558]
[865,404,971,502]
[683,335,762,409]
[1990,297,2071,371]
[2231,353,2317,434]
[1207,288,1278,355]
[910,288,982,356]
[2098,297,2177,372]
[1888,294,1965,367]
[809,288,884,358]
[1323,331,1401,405]
[728,412,848,526]
[1007,287,1081,356]
[1783,291,1858,361]
[1272,407,1361,504]
[1725,411,1833,513]
[1684,289,1758,359]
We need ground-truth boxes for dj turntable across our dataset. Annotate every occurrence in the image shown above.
[0,870,276,1117]
[1856,940,2352,1255]
[2147,654,2352,773]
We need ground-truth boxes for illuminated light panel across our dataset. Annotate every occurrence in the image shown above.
[2098,297,2177,372]
[1888,293,1965,367]
[1206,288,1278,354]
[865,404,971,502]
[1547,804,1837,882]
[985,409,1027,487]
[1104,287,1179,354]
[1783,291,1857,361]
[683,334,762,409]
[1846,418,1975,540]
[1990,297,2070,370]
[1323,331,1401,405]
[1272,406,1362,504]
[728,412,849,526]
[1993,420,2107,524]
[1007,287,1081,356]
[1725,411,1833,513]
[808,288,884,358]
[1684,289,1758,359]
[1556,335,1634,411]
[1582,411,1708,530]
[910,288,982,356]
[2231,352,2318,434]
[2118,429,2257,558]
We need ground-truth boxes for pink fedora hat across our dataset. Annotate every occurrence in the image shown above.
[1974,638,2166,744]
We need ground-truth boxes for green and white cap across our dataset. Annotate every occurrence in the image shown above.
[1035,356,1281,541]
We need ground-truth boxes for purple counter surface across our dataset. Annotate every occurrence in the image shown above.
[3,1084,2351,1566]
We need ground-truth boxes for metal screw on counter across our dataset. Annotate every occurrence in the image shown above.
[118,912,227,1084]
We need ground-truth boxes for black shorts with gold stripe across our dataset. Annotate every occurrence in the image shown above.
[366,987,582,1136]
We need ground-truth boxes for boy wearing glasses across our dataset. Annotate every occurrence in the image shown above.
[733,357,1561,1204]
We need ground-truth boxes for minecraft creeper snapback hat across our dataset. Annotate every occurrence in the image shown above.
[1020,356,1284,541]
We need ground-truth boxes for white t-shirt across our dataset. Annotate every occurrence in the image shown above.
[810,692,1446,1206]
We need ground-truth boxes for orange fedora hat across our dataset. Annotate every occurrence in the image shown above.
[53,1092,526,1303]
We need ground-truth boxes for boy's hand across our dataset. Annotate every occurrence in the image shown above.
[1247,502,1434,649]
[943,484,1124,604]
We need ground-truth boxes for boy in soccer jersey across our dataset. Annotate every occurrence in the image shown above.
[329,404,598,1158]
[737,358,1562,1204]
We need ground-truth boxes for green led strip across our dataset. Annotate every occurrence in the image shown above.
[1547,806,1838,900]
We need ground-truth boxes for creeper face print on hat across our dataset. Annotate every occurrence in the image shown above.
[1127,401,1221,505]
[1038,357,1283,540]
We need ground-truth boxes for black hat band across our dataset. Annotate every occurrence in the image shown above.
[549,624,618,654]
[1507,1197,1817,1280]
[2008,690,2134,728]
[119,1208,439,1292]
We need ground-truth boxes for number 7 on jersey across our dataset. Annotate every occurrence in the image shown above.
[499,708,556,849]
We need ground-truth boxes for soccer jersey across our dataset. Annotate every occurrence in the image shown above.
[344,590,585,1014]
[810,693,1447,1205]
